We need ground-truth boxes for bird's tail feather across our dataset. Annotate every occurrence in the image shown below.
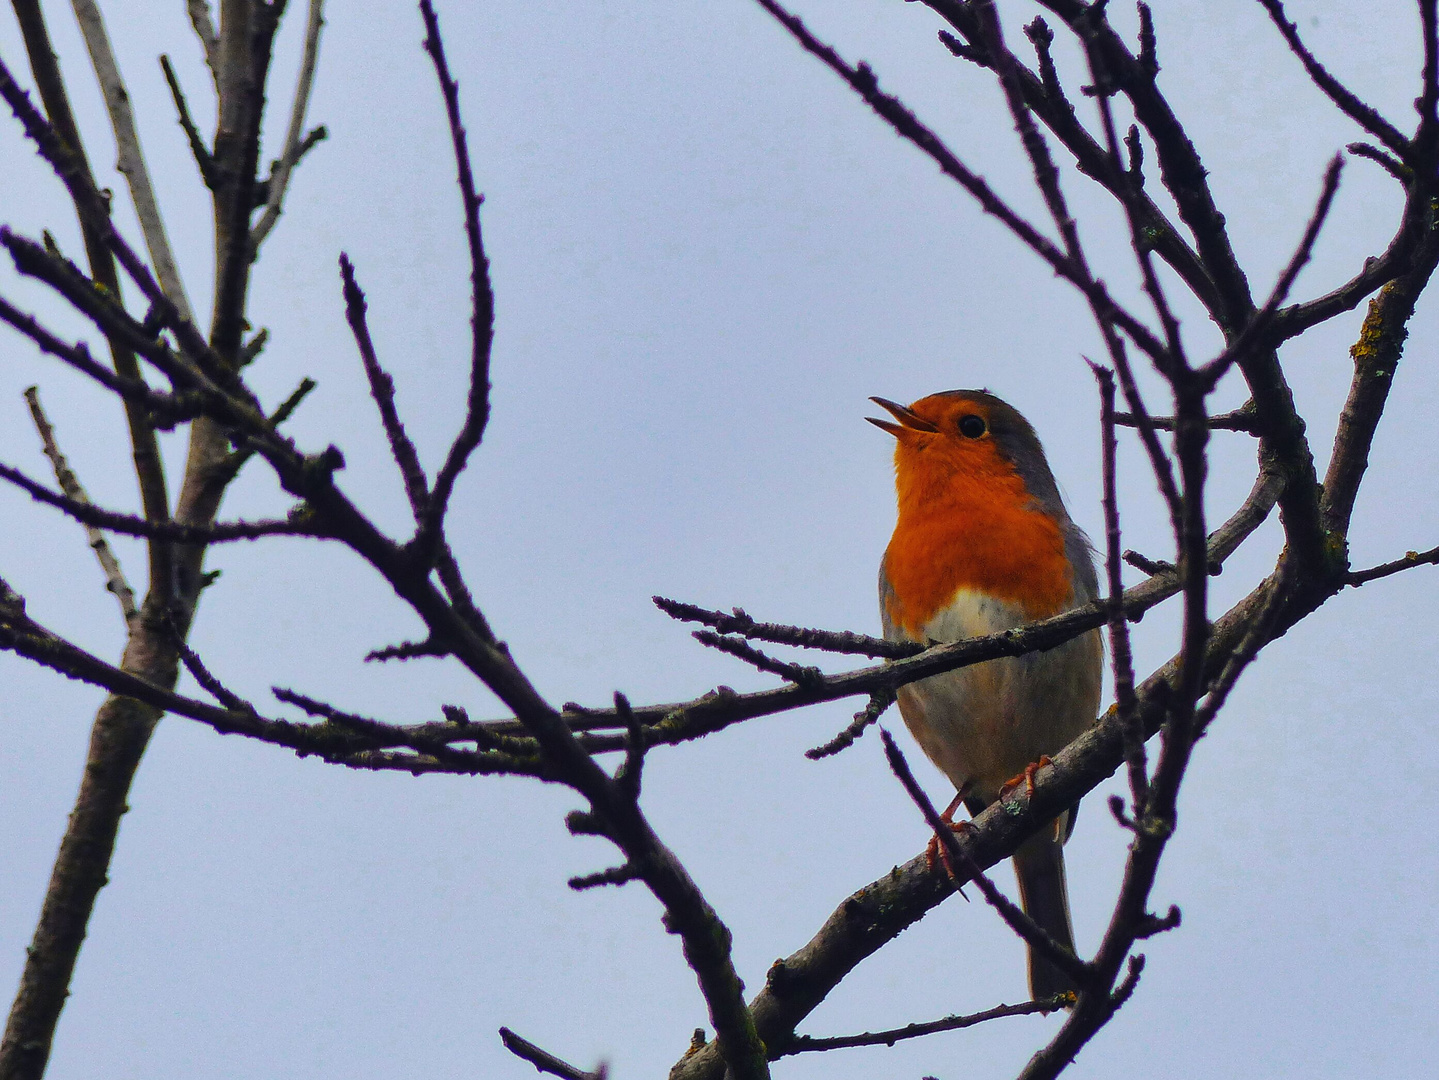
[1012,829,1077,1001]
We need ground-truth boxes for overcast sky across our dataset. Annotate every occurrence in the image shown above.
[2,1,1436,1078]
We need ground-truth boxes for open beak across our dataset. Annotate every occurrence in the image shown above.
[866,396,939,436]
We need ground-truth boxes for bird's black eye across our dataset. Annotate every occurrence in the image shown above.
[958,414,987,439]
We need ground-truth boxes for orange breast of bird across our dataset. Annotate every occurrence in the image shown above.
[881,439,1073,638]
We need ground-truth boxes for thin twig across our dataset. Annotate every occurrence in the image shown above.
[1346,140,1410,184]
[568,864,640,891]
[806,688,894,759]
[0,296,193,426]
[366,638,447,663]
[0,462,320,543]
[1090,338,1183,531]
[240,327,270,366]
[498,1028,608,1080]
[271,687,515,771]
[1122,551,1171,576]
[613,691,645,797]
[339,253,429,514]
[1347,544,1439,586]
[254,125,328,213]
[170,629,256,713]
[268,378,316,429]
[436,705,541,756]
[251,0,326,249]
[22,388,136,625]
[1023,18,1070,117]
[187,0,220,78]
[159,55,217,189]
[1089,364,1146,808]
[211,378,319,487]
[779,996,1069,1055]
[1115,404,1258,434]
[655,596,917,658]
[416,0,496,556]
[693,631,826,688]
[1255,0,1411,158]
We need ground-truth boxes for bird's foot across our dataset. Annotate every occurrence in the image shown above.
[999,755,1054,801]
[925,818,976,882]
[924,789,974,881]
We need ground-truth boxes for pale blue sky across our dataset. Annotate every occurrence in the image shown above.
[2,2,1436,1077]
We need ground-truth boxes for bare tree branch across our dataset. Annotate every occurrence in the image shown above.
[170,626,257,713]
[414,0,495,558]
[0,294,195,425]
[23,386,137,625]
[692,630,825,687]
[498,1028,608,1080]
[1116,404,1258,433]
[1090,363,1146,808]
[0,461,321,543]
[670,554,1296,1080]
[339,252,428,515]
[187,0,220,79]
[654,595,916,658]
[1255,0,1412,157]
[1038,0,1336,581]
[778,996,1068,1056]
[250,0,326,249]
[1,229,252,403]
[805,688,894,760]
[1321,237,1439,539]
[1347,543,1439,585]
[0,584,546,778]
[159,54,218,189]
[924,0,1223,316]
[72,0,196,322]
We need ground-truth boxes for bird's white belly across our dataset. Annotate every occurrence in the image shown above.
[892,588,1102,801]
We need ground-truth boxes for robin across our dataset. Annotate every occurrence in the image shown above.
[870,389,1103,1000]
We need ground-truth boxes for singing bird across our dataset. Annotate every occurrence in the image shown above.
[871,389,1102,1000]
